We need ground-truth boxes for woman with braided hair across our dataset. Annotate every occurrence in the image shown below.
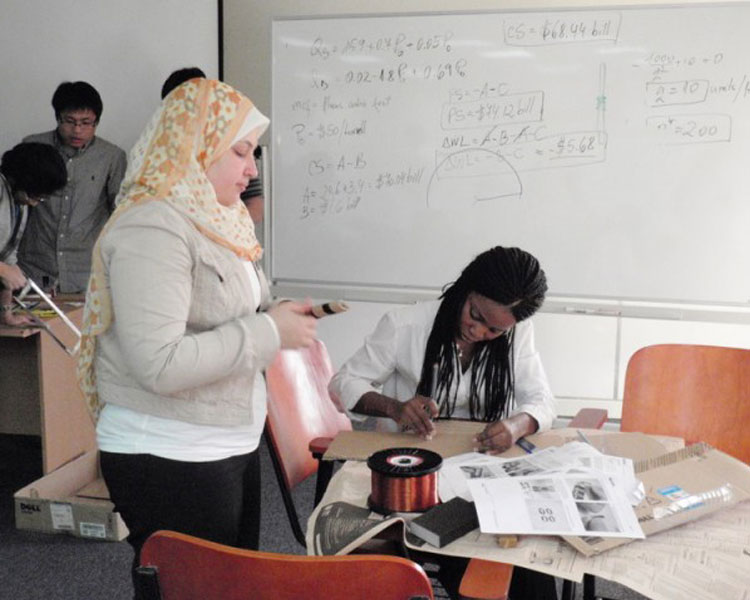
[329,245,554,453]
[329,246,557,599]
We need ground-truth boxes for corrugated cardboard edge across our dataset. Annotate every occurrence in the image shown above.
[324,424,673,463]
[562,443,750,556]
[324,421,577,462]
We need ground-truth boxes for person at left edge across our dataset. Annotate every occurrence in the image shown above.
[76,79,317,594]
[19,81,127,293]
[0,143,66,326]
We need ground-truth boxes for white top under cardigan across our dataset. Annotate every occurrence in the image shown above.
[98,261,274,461]
[95,201,279,461]
[328,300,556,433]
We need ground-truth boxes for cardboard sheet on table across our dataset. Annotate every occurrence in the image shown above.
[325,421,589,462]
[553,429,681,461]
[324,420,482,461]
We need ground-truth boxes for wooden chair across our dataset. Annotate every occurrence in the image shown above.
[620,343,750,462]
[136,529,434,600]
[263,339,353,546]
[580,343,750,600]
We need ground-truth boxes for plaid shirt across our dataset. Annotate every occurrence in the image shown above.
[18,130,126,292]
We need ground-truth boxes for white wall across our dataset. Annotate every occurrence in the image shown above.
[0,0,218,155]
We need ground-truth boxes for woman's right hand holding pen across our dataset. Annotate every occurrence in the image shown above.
[393,395,438,439]
[474,412,539,455]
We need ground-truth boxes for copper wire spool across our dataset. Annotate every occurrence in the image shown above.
[367,448,442,513]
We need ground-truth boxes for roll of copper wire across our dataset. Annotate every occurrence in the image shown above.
[367,448,443,513]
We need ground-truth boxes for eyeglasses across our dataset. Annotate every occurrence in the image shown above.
[59,117,97,129]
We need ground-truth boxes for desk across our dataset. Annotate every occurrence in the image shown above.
[308,429,750,600]
[0,303,95,473]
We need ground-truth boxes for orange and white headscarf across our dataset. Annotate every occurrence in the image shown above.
[77,79,269,421]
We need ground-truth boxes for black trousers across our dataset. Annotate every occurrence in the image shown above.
[436,556,559,600]
[100,449,261,590]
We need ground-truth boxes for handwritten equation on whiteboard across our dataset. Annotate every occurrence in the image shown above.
[273,10,750,222]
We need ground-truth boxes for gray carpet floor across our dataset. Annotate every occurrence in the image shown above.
[0,434,648,600]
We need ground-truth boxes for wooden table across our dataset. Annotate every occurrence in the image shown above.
[0,302,95,473]
[310,428,750,600]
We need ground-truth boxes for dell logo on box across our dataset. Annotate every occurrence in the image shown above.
[19,502,41,514]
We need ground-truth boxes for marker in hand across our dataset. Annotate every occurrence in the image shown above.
[428,362,439,412]
[516,437,536,454]
[423,362,439,438]
[310,301,349,318]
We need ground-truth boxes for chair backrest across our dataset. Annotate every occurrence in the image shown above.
[138,530,434,600]
[621,344,750,462]
[265,339,352,491]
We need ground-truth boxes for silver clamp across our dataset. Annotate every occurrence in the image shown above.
[14,279,81,356]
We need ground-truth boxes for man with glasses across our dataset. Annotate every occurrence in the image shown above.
[18,81,126,293]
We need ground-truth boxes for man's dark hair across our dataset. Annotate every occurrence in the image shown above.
[417,246,548,422]
[161,67,207,99]
[241,178,263,202]
[52,81,103,121]
[1,142,67,196]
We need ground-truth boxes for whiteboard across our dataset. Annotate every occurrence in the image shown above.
[270,6,750,305]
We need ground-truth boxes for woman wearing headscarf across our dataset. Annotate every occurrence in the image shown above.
[77,79,316,586]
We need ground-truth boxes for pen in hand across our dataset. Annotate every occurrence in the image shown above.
[429,362,439,410]
[516,437,536,454]
[402,363,440,437]
[576,429,592,445]
[420,362,439,439]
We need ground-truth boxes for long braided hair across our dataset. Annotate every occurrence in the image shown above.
[416,247,547,422]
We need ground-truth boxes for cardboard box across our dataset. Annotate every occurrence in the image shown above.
[563,442,750,556]
[14,449,128,542]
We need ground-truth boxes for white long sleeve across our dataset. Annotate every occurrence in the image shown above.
[329,301,556,432]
